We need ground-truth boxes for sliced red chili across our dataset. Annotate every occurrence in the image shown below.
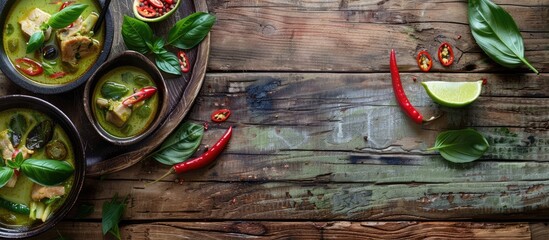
[15,58,43,76]
[211,109,231,123]
[137,6,157,18]
[49,72,67,79]
[148,0,164,8]
[178,51,190,73]
[122,86,157,106]
[165,0,173,4]
[416,50,433,72]
[60,1,74,10]
[438,42,454,67]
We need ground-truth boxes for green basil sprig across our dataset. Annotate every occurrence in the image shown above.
[26,4,88,53]
[20,159,74,186]
[102,194,128,240]
[122,12,216,75]
[0,167,14,188]
[429,129,490,163]
[468,0,538,74]
[150,121,204,165]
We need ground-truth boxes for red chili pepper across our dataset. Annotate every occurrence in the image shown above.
[173,126,232,174]
[49,72,66,79]
[390,49,423,124]
[59,1,74,10]
[211,109,231,123]
[122,86,157,106]
[148,0,164,8]
[15,58,43,76]
[438,42,454,67]
[416,50,433,72]
[165,0,173,4]
[178,51,190,73]
[137,6,157,18]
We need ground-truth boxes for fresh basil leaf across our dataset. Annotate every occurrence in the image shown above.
[122,16,154,54]
[26,120,54,150]
[155,50,181,75]
[48,4,88,29]
[429,129,489,163]
[0,167,14,188]
[14,152,24,167]
[102,194,127,240]
[151,37,166,54]
[101,82,129,100]
[167,12,216,50]
[9,113,27,147]
[468,0,538,74]
[42,61,56,76]
[151,121,204,165]
[20,159,74,186]
[26,31,45,54]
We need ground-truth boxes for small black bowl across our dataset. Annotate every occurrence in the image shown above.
[0,0,114,94]
[83,50,169,146]
[0,95,85,239]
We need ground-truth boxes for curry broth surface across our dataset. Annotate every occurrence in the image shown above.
[3,0,104,85]
[0,109,75,227]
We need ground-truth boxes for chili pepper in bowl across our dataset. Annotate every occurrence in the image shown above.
[121,86,157,106]
[390,49,439,124]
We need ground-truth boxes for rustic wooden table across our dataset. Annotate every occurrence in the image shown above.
[6,0,548,239]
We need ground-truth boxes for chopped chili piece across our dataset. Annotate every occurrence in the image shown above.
[416,50,433,72]
[137,6,157,18]
[15,58,43,76]
[148,0,164,8]
[59,1,74,10]
[178,50,190,73]
[121,86,157,106]
[211,109,231,123]
[49,72,66,79]
[438,42,454,67]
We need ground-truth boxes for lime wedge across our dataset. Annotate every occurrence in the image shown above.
[421,81,483,107]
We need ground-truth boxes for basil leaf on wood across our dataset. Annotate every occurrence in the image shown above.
[150,37,166,55]
[429,129,489,163]
[0,167,14,188]
[167,12,216,50]
[468,0,538,74]
[48,4,88,29]
[26,31,45,54]
[151,121,204,165]
[9,113,27,147]
[102,194,128,240]
[75,203,95,219]
[155,50,181,75]
[26,120,54,150]
[122,16,154,54]
[20,159,74,186]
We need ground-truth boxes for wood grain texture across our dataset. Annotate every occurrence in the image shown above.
[31,221,544,240]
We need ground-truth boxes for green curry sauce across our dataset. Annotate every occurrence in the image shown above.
[92,66,159,138]
[0,109,74,228]
[2,0,104,85]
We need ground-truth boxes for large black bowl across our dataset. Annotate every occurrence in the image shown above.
[0,95,86,238]
[0,0,113,94]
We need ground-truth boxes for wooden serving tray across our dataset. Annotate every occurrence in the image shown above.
[0,0,210,176]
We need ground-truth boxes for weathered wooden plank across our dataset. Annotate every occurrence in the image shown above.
[32,221,539,240]
[531,223,549,240]
[70,178,549,220]
[206,0,549,72]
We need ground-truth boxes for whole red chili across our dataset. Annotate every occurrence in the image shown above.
[416,50,433,72]
[391,49,423,124]
[122,86,157,106]
[211,109,231,123]
[438,42,454,67]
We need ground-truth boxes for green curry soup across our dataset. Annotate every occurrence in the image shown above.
[3,0,104,85]
[0,109,75,227]
[92,66,159,138]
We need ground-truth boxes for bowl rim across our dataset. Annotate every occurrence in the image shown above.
[83,50,170,146]
[132,0,182,22]
[0,0,114,94]
[0,95,86,239]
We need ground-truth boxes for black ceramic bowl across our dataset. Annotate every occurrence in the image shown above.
[83,51,169,146]
[0,95,86,239]
[0,0,113,94]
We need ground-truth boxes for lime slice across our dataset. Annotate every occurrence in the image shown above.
[421,81,483,107]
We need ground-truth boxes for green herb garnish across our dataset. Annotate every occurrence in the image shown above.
[150,121,204,165]
[102,194,128,240]
[429,129,490,163]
